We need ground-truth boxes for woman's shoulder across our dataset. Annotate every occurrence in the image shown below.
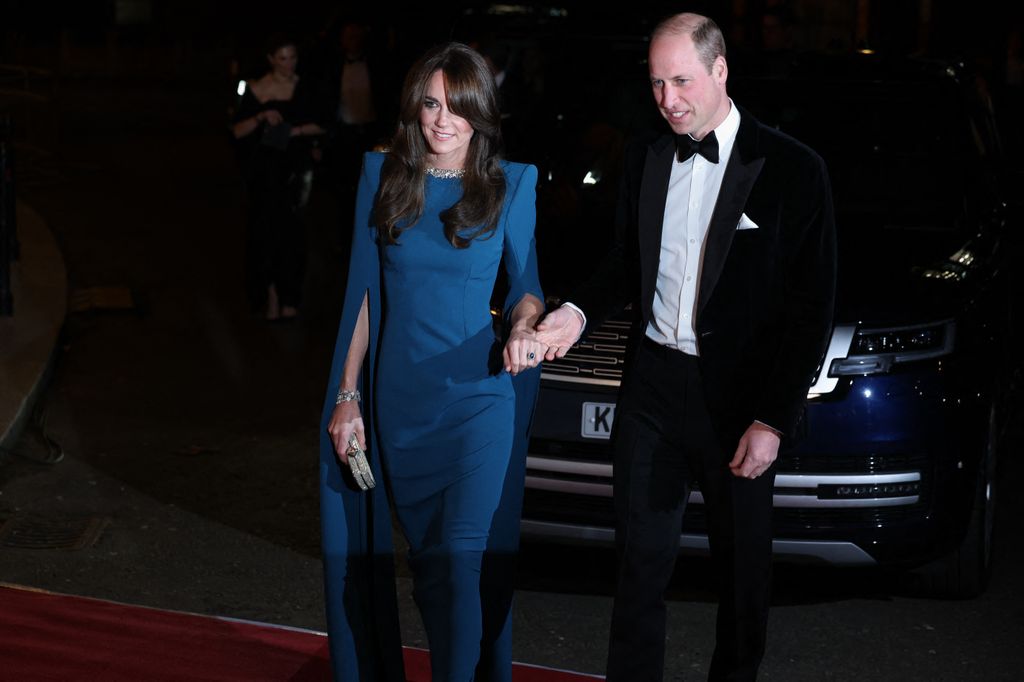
[358,151,389,189]
[363,150,387,173]
[246,75,270,100]
[500,160,538,187]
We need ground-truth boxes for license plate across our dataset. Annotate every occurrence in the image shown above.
[581,402,616,439]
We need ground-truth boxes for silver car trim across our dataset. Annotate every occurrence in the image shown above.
[771,494,920,508]
[525,479,920,508]
[526,464,922,508]
[807,324,856,396]
[688,491,917,507]
[527,458,920,487]
[526,456,613,477]
[526,476,613,497]
[519,520,879,566]
[776,472,921,486]
[539,373,622,387]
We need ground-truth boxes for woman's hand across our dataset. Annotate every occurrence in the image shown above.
[503,326,547,376]
[327,401,364,466]
[260,109,284,126]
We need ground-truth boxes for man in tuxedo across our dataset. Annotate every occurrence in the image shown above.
[536,12,836,681]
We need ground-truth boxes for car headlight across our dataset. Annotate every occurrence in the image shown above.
[829,320,955,376]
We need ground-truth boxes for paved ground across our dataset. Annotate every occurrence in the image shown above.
[2,78,1024,681]
[0,80,338,629]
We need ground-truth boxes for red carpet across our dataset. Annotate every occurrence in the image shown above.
[0,584,602,681]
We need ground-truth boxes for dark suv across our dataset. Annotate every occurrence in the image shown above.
[523,53,1019,598]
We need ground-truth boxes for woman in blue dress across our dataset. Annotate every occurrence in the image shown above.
[319,42,545,681]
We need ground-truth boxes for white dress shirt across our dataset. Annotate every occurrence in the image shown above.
[645,100,740,356]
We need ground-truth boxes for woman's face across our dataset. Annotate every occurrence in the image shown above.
[267,45,298,77]
[419,70,474,169]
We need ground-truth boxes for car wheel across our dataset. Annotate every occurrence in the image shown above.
[918,403,998,599]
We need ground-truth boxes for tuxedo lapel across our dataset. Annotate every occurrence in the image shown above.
[698,115,764,316]
[638,135,676,323]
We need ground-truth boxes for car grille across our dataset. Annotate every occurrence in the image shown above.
[527,441,929,475]
[539,306,841,396]
[522,488,931,533]
[524,448,931,534]
[528,438,614,461]
[781,452,930,474]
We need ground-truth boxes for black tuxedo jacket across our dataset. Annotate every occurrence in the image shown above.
[573,106,836,443]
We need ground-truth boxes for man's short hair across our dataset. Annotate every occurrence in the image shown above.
[651,13,726,72]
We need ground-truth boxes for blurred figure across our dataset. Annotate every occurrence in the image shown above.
[232,34,324,321]
[759,4,798,53]
[755,3,801,77]
[320,16,393,216]
[319,42,544,681]
[479,42,525,152]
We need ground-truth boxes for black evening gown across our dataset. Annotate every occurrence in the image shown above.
[233,80,318,312]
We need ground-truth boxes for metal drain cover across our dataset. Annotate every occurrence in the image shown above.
[0,515,109,550]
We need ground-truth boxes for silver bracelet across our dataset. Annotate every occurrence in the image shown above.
[336,389,361,405]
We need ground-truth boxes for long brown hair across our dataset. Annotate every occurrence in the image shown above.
[375,42,505,248]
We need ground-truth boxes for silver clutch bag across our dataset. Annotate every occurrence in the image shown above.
[346,434,376,491]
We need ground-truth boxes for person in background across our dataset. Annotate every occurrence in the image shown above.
[537,12,836,681]
[319,16,395,226]
[232,34,324,321]
[319,41,545,681]
[478,41,527,156]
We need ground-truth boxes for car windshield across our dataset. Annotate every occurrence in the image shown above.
[732,76,990,234]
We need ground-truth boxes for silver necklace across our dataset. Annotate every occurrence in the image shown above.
[424,166,466,179]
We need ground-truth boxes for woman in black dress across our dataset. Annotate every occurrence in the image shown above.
[232,35,324,320]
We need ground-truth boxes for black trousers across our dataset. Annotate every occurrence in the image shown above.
[606,337,776,682]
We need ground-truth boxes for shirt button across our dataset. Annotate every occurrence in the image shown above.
[689,238,696,244]
[685,275,692,282]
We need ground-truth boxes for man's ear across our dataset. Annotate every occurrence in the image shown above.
[713,55,728,84]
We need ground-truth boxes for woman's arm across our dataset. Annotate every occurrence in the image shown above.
[291,121,327,137]
[503,293,546,375]
[232,109,268,139]
[501,164,547,375]
[231,80,284,138]
[326,292,369,463]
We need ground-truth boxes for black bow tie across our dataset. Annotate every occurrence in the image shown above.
[676,131,719,164]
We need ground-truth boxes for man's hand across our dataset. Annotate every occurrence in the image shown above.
[535,305,585,360]
[729,422,781,479]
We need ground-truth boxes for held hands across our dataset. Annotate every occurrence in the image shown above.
[729,422,781,479]
[503,326,547,376]
[535,306,585,360]
[327,401,365,466]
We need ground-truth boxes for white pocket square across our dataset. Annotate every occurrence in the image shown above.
[737,213,759,230]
